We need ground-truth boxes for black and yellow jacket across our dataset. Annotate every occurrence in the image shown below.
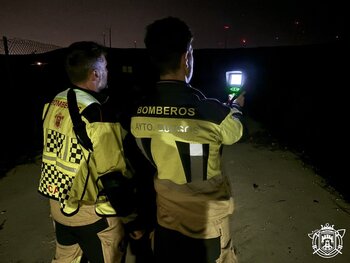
[38,87,131,217]
[131,80,243,239]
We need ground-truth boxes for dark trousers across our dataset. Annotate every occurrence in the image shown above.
[153,224,220,263]
[55,219,109,263]
[128,233,154,263]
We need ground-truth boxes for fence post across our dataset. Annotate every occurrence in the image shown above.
[2,36,9,55]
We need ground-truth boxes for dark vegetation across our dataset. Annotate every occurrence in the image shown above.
[1,40,348,201]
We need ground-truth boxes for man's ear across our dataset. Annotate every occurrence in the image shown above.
[91,69,99,80]
[181,52,187,69]
[181,52,192,74]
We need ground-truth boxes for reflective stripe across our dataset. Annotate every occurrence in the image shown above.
[42,154,77,173]
[189,144,202,156]
[56,161,77,173]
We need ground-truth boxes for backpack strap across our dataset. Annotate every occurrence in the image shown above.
[67,88,93,151]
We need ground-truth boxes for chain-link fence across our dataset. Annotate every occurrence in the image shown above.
[0,36,61,55]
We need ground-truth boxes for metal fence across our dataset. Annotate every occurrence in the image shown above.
[1,36,61,55]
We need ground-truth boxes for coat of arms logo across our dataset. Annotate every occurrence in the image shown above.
[308,223,346,258]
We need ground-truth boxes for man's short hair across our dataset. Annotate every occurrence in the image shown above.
[144,16,193,75]
[65,41,106,83]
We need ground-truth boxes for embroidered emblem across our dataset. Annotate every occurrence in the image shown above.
[54,113,64,128]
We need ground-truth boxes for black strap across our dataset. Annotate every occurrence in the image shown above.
[67,88,93,151]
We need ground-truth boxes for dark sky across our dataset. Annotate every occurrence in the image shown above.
[0,0,345,49]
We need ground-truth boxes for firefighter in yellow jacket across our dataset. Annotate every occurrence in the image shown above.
[131,17,245,262]
[38,41,144,263]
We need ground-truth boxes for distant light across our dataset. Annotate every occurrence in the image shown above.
[224,25,230,30]
[31,61,47,66]
[275,36,279,40]
[241,38,246,44]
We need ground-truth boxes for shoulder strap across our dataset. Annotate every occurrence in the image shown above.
[67,88,93,151]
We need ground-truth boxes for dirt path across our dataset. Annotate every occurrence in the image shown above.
[0,159,55,262]
[225,141,350,262]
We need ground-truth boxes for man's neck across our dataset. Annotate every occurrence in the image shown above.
[74,82,97,93]
[160,71,185,82]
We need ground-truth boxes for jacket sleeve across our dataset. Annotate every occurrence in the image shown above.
[87,121,136,217]
[219,107,244,145]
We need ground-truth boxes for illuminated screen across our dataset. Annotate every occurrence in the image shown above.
[229,72,242,86]
[226,70,243,87]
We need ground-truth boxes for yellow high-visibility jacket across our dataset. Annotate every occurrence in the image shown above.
[38,88,131,216]
[131,80,243,239]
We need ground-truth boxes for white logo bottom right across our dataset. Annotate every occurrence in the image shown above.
[308,223,346,258]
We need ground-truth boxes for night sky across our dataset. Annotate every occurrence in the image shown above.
[0,0,345,49]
